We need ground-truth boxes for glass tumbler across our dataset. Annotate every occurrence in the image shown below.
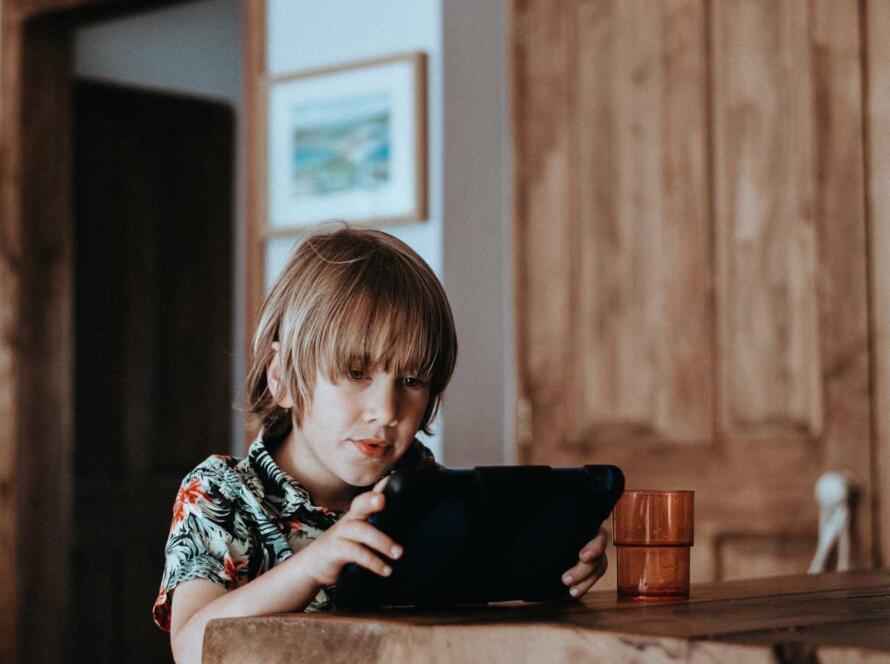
[612,490,694,599]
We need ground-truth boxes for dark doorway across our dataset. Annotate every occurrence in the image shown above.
[73,80,234,663]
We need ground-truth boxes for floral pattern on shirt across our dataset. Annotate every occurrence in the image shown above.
[153,432,436,631]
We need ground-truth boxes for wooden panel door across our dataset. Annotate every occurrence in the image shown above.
[73,81,234,663]
[514,0,873,582]
[867,0,890,569]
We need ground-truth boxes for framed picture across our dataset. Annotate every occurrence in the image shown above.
[265,52,427,229]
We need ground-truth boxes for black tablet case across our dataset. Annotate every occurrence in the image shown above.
[335,464,624,609]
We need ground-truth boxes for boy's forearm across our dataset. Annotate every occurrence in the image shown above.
[172,551,323,664]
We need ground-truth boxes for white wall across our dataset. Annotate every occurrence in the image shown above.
[74,0,242,103]
[74,0,246,454]
[73,0,515,466]
[265,0,514,466]
[266,0,446,457]
[441,0,514,466]
[265,0,443,276]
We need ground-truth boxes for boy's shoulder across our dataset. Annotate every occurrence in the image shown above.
[179,452,251,504]
[184,452,242,478]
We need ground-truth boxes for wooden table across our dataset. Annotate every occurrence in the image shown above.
[203,570,890,663]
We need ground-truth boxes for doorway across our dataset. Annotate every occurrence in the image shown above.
[71,81,233,662]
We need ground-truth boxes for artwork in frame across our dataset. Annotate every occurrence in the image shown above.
[266,52,427,229]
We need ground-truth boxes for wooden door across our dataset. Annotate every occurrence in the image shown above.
[73,81,233,663]
[514,0,873,582]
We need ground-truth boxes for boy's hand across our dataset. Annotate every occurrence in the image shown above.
[562,527,609,598]
[298,478,401,587]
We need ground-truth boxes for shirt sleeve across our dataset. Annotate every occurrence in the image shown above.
[152,457,247,632]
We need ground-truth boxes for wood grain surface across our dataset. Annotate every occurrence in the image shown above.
[512,0,574,464]
[514,0,877,585]
[203,571,890,664]
[0,3,233,663]
[2,16,75,664]
[572,0,712,448]
[866,0,890,570]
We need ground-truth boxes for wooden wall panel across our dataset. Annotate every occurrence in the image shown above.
[712,0,823,442]
[0,12,77,664]
[1,3,197,662]
[514,0,574,462]
[712,0,871,560]
[572,0,711,447]
[807,0,870,499]
[16,19,75,664]
[516,0,876,578]
[3,10,96,663]
[0,14,24,664]
[867,0,890,568]
[717,534,817,581]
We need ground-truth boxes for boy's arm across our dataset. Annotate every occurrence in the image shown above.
[169,580,225,664]
[169,551,325,664]
[169,486,400,664]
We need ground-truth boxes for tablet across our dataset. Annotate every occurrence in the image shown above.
[334,464,624,609]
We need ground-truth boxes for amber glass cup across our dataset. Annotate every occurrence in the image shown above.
[612,490,694,599]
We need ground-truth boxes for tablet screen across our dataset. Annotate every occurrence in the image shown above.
[335,464,624,608]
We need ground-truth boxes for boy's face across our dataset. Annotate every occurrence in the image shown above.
[290,365,431,498]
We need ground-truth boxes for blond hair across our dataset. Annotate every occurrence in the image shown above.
[246,225,457,437]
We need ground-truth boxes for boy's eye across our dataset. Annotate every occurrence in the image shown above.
[403,376,425,389]
[348,369,366,381]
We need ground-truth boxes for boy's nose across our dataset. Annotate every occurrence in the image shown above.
[363,381,398,426]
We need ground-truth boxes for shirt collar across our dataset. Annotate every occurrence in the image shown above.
[246,432,342,523]
[245,429,437,522]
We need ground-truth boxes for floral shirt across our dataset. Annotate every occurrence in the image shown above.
[152,430,436,631]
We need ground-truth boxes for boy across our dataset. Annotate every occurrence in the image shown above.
[154,227,608,664]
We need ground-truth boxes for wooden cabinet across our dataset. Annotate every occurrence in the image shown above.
[513,0,887,581]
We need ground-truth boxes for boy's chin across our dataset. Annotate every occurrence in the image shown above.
[340,465,392,490]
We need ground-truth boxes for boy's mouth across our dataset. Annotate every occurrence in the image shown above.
[352,439,391,459]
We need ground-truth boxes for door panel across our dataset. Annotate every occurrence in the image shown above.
[514,0,873,582]
[74,81,233,663]
[867,0,890,569]
[573,0,712,447]
[514,0,574,464]
[713,0,824,442]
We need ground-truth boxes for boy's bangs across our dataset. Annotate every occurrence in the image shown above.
[320,287,440,382]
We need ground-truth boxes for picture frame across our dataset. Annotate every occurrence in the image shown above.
[265,52,428,229]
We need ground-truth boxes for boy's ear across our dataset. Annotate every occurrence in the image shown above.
[267,342,295,409]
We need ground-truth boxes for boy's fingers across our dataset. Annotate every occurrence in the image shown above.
[580,528,609,562]
[347,490,386,519]
[568,570,603,598]
[336,539,394,578]
[346,476,392,519]
[563,552,608,586]
[562,558,608,597]
[562,559,594,586]
[338,519,403,560]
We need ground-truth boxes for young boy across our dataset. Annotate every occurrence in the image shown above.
[153,226,608,664]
